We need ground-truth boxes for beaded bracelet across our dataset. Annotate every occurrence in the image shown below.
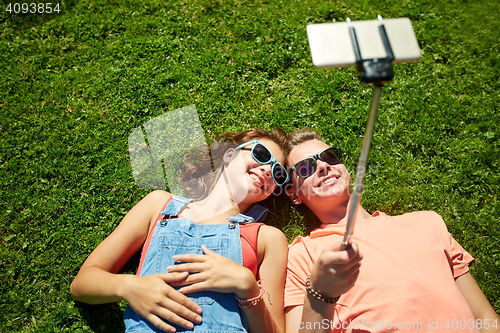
[234,279,266,309]
[306,275,341,304]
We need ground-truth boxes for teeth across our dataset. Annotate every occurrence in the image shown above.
[250,174,262,187]
[321,176,339,186]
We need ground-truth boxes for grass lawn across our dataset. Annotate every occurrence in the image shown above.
[1,0,498,331]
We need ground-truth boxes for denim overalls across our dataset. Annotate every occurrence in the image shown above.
[124,196,268,333]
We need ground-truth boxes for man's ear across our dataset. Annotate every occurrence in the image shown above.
[286,184,302,205]
[223,148,238,165]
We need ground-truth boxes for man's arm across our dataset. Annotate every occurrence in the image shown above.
[286,301,336,333]
[456,272,500,333]
[285,241,362,333]
[286,306,304,333]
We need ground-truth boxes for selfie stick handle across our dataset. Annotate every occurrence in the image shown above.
[341,16,393,250]
[341,85,382,250]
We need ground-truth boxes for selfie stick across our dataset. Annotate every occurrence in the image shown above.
[341,16,394,250]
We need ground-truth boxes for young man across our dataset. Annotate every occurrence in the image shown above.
[284,129,499,333]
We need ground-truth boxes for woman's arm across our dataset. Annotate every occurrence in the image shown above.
[70,190,202,331]
[241,225,288,333]
[455,272,500,333]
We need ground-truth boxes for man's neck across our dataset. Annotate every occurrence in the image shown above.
[312,194,372,225]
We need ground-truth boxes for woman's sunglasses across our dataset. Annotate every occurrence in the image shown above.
[289,147,342,179]
[234,140,289,186]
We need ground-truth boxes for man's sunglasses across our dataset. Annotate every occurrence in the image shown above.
[289,147,342,179]
[234,140,289,186]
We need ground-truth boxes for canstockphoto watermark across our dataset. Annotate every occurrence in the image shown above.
[289,318,498,330]
[289,318,423,331]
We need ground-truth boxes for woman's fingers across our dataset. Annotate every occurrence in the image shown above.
[156,296,203,328]
[201,245,217,255]
[140,276,204,331]
[167,263,204,273]
[158,276,203,315]
[168,247,245,295]
[179,281,211,295]
[172,253,207,263]
[169,271,210,287]
[158,271,189,282]
[171,246,222,264]
[146,315,177,333]
[152,274,204,324]
[125,273,205,332]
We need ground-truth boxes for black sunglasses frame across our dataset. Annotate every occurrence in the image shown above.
[289,147,343,179]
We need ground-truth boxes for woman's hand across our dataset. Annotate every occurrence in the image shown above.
[123,272,203,332]
[167,245,258,299]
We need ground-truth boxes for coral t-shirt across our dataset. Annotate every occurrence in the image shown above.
[285,211,478,332]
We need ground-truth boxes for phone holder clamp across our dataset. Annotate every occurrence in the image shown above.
[347,16,395,85]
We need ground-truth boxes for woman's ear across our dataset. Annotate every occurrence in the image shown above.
[223,148,238,166]
[286,185,302,205]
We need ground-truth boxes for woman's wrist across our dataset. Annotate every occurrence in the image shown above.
[115,273,136,302]
[235,279,266,309]
[234,269,260,300]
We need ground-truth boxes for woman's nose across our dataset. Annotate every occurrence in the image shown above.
[260,165,272,177]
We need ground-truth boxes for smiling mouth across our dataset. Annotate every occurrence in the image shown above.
[249,173,264,189]
[316,175,340,187]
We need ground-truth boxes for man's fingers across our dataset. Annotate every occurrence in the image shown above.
[327,241,360,253]
[326,240,346,252]
[350,242,362,260]
[321,249,361,266]
[337,261,361,280]
[322,241,362,264]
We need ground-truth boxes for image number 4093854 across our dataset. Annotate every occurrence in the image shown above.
[6,3,61,14]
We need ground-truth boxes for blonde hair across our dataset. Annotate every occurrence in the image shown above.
[286,129,324,164]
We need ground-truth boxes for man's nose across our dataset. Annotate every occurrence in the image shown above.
[316,160,330,176]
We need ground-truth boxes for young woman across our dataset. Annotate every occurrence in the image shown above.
[70,129,289,333]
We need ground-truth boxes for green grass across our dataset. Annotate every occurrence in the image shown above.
[1,0,499,331]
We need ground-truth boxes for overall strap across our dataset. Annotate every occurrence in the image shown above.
[227,204,269,225]
[227,214,255,225]
[246,204,268,222]
[160,195,194,217]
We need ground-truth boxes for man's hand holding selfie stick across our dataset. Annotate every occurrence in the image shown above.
[287,16,422,333]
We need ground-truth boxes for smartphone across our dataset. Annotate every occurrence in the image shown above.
[307,17,421,68]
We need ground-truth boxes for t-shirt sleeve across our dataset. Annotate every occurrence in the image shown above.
[448,234,474,278]
[284,239,314,309]
[432,212,474,278]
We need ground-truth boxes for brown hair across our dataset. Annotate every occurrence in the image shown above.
[181,128,288,201]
